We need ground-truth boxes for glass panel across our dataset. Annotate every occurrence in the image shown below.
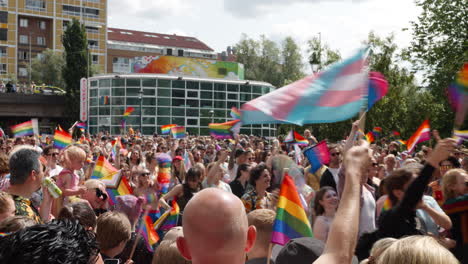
[186,81,199,90]
[125,116,139,125]
[99,79,111,87]
[172,99,185,107]
[186,118,198,126]
[99,107,110,115]
[142,107,156,115]
[142,79,156,87]
[214,118,225,123]
[252,129,262,136]
[143,89,155,96]
[172,89,185,98]
[240,128,251,135]
[200,128,209,135]
[227,84,239,92]
[252,94,261,99]
[214,101,226,108]
[143,117,155,125]
[214,110,225,117]
[172,108,185,116]
[172,80,185,89]
[112,97,125,105]
[99,116,111,126]
[89,98,98,106]
[112,78,125,87]
[200,100,212,108]
[200,109,212,117]
[143,98,156,105]
[90,107,98,116]
[187,91,198,98]
[112,88,125,96]
[158,88,171,97]
[158,79,171,88]
[252,85,262,94]
[142,127,155,135]
[200,91,212,99]
[200,118,211,126]
[126,78,141,87]
[111,126,121,135]
[90,89,98,97]
[90,80,98,87]
[240,85,251,93]
[214,83,226,91]
[89,126,98,134]
[99,88,110,96]
[227,93,238,100]
[126,88,140,96]
[187,127,198,135]
[186,108,199,117]
[112,106,124,115]
[186,100,199,107]
[171,117,185,126]
[200,82,213,90]
[157,98,170,106]
[126,97,140,105]
[261,86,270,94]
[227,101,239,109]
[262,129,270,137]
[157,117,171,126]
[214,92,225,100]
[157,107,170,115]
[89,117,97,125]
[111,117,122,125]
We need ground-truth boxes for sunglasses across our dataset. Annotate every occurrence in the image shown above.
[139,172,150,177]
[330,153,341,157]
[440,165,453,170]
[95,188,108,201]
[372,163,379,167]
[47,153,59,157]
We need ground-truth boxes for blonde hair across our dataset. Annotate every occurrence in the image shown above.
[84,179,105,190]
[360,238,397,264]
[0,191,13,215]
[96,211,131,250]
[376,235,458,264]
[63,146,86,168]
[442,169,466,201]
[247,209,275,249]
[152,240,191,264]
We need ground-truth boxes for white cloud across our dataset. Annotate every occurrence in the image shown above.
[108,0,192,21]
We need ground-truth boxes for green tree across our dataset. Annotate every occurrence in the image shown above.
[62,18,90,120]
[307,35,341,72]
[31,49,65,88]
[281,36,305,85]
[407,0,468,133]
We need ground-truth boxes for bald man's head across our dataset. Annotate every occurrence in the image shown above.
[177,188,256,264]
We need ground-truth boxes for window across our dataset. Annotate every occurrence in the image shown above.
[18,67,27,77]
[0,47,6,58]
[112,57,130,73]
[0,29,6,41]
[36,53,44,60]
[63,5,99,18]
[166,48,172,56]
[26,0,45,10]
[85,26,99,34]
[19,35,28,44]
[0,11,7,23]
[120,31,133,35]
[0,0,6,7]
[20,18,28,27]
[38,21,46,30]
[88,40,98,49]
[37,36,45,46]
[92,55,99,64]
[18,51,29,60]
[178,49,184,56]
[0,64,6,74]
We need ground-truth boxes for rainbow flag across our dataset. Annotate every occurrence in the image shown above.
[442,195,468,215]
[11,120,34,137]
[0,232,10,237]
[284,130,309,146]
[365,132,375,143]
[100,96,109,105]
[138,215,160,252]
[157,153,172,194]
[271,173,313,245]
[171,126,185,139]
[241,48,369,125]
[396,139,407,146]
[123,107,135,117]
[161,199,180,231]
[209,120,240,139]
[407,120,431,152]
[230,107,241,120]
[91,156,120,187]
[367,71,389,110]
[304,141,330,173]
[447,63,468,111]
[372,127,382,137]
[381,197,393,214]
[161,124,176,134]
[107,177,133,206]
[53,129,73,149]
[111,137,121,160]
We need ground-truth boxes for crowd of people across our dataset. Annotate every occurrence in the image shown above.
[0,80,49,94]
[0,120,466,264]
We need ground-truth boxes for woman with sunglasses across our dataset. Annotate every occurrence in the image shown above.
[427,156,461,206]
[133,167,158,204]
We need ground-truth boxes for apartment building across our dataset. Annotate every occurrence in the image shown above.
[0,0,107,81]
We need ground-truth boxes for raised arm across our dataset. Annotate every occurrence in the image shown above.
[343,119,360,154]
[228,135,239,170]
[314,144,369,264]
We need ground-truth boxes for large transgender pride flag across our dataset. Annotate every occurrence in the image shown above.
[241,48,370,125]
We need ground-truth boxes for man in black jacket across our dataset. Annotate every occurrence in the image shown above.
[320,144,342,191]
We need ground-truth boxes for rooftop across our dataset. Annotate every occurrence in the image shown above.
[108,27,214,52]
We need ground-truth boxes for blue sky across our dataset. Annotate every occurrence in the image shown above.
[109,0,420,71]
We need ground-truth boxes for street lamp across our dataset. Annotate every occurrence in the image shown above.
[309,32,322,73]
[138,89,143,134]
[209,110,214,123]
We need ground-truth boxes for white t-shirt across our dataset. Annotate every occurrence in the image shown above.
[49,165,63,178]
[228,163,239,183]
[202,178,232,193]
[359,186,376,237]
[328,167,340,186]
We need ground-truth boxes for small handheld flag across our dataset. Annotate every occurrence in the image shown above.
[53,129,73,149]
[171,126,185,139]
[230,107,241,120]
[365,132,375,143]
[284,130,308,146]
[271,173,313,245]
[138,215,160,252]
[76,122,87,130]
[11,120,34,137]
[91,156,120,188]
[304,141,330,173]
[123,107,135,117]
[161,124,177,135]
[406,120,431,152]
[209,120,240,139]
[107,177,133,206]
[372,127,382,137]
[160,199,180,231]
[367,71,389,110]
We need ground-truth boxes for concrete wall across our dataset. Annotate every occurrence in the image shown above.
[0,93,66,117]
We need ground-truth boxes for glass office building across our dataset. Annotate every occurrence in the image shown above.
[87,74,277,136]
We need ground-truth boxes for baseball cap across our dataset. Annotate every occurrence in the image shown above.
[173,156,183,162]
